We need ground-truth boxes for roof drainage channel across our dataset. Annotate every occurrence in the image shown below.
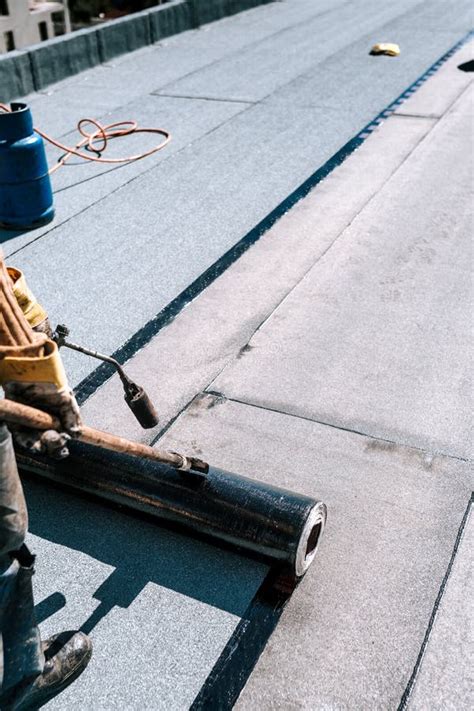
[73,29,473,408]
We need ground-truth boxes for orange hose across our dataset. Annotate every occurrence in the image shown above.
[0,103,171,174]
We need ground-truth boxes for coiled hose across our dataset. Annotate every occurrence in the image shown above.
[0,103,171,174]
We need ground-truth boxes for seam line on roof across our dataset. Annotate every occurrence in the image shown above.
[397,497,474,710]
[47,97,253,196]
[203,392,472,463]
[83,0,346,79]
[151,89,433,446]
[152,391,208,446]
[23,1,416,197]
[5,100,255,256]
[201,117,440,394]
[8,2,341,141]
[154,0,429,108]
[3,1,438,240]
[392,112,440,119]
[249,1,434,105]
[154,0,351,95]
[34,0,418,136]
[67,28,473,407]
[152,93,256,104]
[73,134,365,403]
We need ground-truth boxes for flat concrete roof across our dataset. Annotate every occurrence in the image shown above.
[2,0,472,390]
[6,1,472,708]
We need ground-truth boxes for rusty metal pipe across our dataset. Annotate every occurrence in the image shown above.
[16,440,326,579]
[0,399,206,473]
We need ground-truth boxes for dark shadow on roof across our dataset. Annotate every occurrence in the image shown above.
[24,476,267,633]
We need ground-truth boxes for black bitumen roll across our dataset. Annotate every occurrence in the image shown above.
[17,441,326,579]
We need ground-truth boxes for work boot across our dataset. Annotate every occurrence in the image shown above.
[1,631,92,710]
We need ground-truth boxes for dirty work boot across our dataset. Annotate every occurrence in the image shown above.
[3,631,92,710]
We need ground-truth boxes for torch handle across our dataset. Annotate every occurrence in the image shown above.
[0,399,208,474]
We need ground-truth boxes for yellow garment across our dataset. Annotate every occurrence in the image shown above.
[0,340,67,390]
[7,267,48,329]
[370,43,400,57]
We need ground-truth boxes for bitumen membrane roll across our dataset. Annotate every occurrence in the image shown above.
[17,441,326,579]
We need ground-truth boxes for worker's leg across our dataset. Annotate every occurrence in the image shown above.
[0,424,92,709]
[0,423,44,694]
[0,422,28,555]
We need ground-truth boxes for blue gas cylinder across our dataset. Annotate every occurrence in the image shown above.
[0,102,54,230]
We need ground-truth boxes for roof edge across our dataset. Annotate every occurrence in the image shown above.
[0,0,275,102]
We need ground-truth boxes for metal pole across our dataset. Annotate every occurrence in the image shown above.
[62,0,71,34]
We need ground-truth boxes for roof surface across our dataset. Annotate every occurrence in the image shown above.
[6,0,473,708]
[3,0,472,388]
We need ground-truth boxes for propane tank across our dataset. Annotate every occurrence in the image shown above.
[0,103,54,230]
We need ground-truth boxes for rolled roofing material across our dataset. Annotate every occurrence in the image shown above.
[17,441,326,579]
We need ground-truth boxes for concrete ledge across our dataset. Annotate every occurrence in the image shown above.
[188,0,229,25]
[97,9,152,63]
[0,50,35,101]
[225,0,276,18]
[28,28,101,90]
[149,0,195,42]
[189,0,274,26]
[0,0,275,102]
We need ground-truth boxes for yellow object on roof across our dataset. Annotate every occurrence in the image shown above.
[370,43,400,57]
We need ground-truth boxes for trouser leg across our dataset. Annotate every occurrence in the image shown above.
[0,424,44,695]
[0,423,27,557]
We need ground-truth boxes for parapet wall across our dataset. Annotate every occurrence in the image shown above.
[0,0,275,101]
